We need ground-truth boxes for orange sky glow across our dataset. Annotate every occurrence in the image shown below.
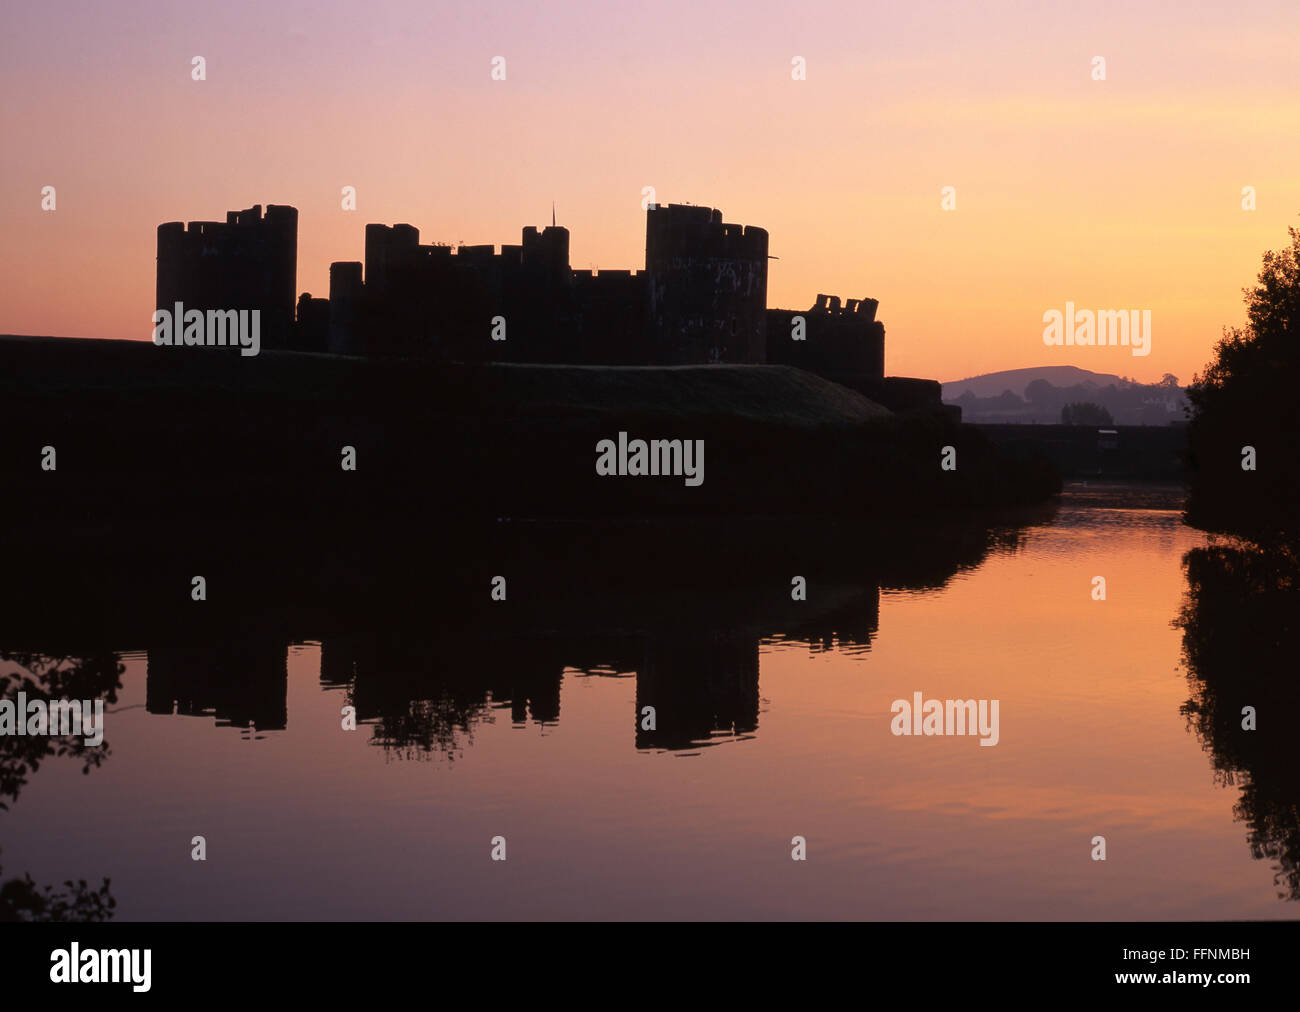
[3,0,1299,383]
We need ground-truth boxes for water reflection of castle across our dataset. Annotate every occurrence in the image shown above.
[123,508,1030,753]
[146,643,288,732]
[142,590,879,752]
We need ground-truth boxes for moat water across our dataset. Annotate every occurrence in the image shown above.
[3,481,1296,919]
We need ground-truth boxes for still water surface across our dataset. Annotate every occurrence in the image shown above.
[3,482,1295,919]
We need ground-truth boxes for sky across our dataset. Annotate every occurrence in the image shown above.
[3,0,1299,383]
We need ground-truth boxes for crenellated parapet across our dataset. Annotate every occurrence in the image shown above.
[644,204,769,364]
[156,202,901,385]
[767,293,886,382]
[156,204,298,351]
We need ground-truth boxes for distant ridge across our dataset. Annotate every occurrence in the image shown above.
[942,366,1128,400]
[940,364,1186,425]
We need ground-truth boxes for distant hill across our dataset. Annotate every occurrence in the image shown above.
[942,366,1127,401]
[941,365,1187,426]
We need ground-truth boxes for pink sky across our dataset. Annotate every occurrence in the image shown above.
[3,0,1299,382]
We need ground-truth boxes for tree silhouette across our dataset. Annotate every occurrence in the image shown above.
[0,850,115,922]
[1186,224,1300,540]
[1176,544,1300,899]
[1025,378,1054,403]
[0,651,122,921]
[0,651,123,810]
[1060,401,1113,425]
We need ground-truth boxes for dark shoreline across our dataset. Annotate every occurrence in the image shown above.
[1,334,1060,528]
[0,332,1068,650]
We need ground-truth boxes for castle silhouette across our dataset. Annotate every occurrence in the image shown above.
[156,201,935,408]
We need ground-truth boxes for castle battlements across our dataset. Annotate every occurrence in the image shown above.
[156,204,298,352]
[156,202,889,386]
